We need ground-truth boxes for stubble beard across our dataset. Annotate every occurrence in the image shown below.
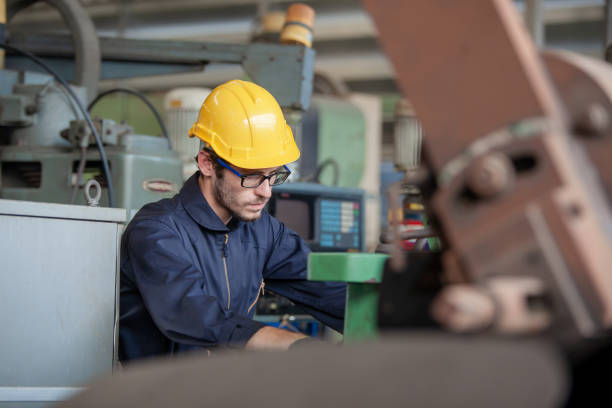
[213,176,267,222]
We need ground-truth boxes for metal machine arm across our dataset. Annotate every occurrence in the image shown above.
[364,0,612,339]
[4,33,315,111]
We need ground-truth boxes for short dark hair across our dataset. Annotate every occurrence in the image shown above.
[195,148,225,179]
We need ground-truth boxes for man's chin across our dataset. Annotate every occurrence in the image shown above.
[234,209,263,222]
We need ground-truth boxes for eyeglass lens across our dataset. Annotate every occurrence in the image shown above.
[242,172,289,187]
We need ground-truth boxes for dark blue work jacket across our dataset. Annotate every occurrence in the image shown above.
[119,173,346,361]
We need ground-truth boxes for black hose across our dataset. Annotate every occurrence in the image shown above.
[314,158,340,186]
[0,42,115,207]
[88,87,171,149]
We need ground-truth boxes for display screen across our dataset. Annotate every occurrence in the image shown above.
[273,198,313,240]
[268,184,364,252]
[319,199,360,249]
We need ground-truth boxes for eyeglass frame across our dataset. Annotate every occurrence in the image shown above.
[216,157,291,188]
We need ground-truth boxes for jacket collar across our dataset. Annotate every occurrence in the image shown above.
[180,172,230,232]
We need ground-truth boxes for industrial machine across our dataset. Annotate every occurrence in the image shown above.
[0,0,183,213]
[313,0,612,404]
[268,183,366,253]
[0,0,316,211]
[256,182,366,330]
[164,87,211,180]
[365,0,612,342]
[0,68,184,217]
[299,96,367,188]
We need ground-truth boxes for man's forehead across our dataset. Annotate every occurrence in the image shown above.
[201,149,282,174]
[236,165,282,175]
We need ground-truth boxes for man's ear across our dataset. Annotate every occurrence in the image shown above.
[197,150,215,177]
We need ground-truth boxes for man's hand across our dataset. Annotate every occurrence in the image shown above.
[245,326,308,351]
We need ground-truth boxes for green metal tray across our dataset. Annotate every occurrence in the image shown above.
[308,252,389,342]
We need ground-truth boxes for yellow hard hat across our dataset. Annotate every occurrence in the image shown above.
[188,79,300,169]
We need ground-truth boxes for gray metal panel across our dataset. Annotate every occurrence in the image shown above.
[113,224,122,366]
[0,70,54,96]
[0,145,182,215]
[0,387,82,403]
[0,199,126,222]
[243,44,315,111]
[0,200,123,405]
[4,56,203,81]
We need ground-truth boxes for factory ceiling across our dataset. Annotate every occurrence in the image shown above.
[6,0,608,94]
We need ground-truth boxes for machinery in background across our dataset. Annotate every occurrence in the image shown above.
[299,96,366,187]
[253,8,381,251]
[0,70,183,218]
[256,182,366,325]
[393,98,423,173]
[297,89,382,251]
[376,97,436,253]
[164,87,211,180]
[301,96,428,337]
[268,183,366,253]
[366,0,612,342]
[309,0,612,402]
[0,0,317,215]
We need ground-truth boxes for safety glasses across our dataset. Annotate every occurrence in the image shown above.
[216,157,291,188]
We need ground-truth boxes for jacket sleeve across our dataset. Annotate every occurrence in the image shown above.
[262,217,347,333]
[125,220,266,348]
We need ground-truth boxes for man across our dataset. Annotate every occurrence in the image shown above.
[119,80,346,361]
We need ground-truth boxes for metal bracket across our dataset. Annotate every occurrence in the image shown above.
[62,118,133,147]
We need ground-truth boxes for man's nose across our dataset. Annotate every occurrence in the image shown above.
[254,178,272,198]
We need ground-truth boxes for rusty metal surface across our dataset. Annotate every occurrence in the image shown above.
[431,137,561,252]
[362,0,564,172]
[543,51,612,203]
[365,0,612,338]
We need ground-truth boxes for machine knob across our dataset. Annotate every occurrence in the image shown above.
[465,152,515,198]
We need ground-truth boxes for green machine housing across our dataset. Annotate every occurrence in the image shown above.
[299,96,366,187]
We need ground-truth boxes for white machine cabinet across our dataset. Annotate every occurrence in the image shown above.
[0,199,126,407]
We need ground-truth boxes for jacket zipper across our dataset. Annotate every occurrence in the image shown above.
[247,280,265,314]
[222,233,231,310]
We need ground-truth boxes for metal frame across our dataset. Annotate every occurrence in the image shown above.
[5,33,316,111]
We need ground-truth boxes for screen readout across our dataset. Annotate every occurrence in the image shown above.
[319,199,360,248]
